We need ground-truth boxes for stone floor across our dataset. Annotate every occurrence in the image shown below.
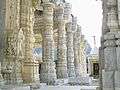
[0,85,99,90]
[38,86,99,90]
[0,78,99,90]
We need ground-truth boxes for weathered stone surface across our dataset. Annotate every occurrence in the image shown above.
[104,33,116,71]
[66,22,75,78]
[74,24,81,77]
[102,70,114,90]
[20,0,39,83]
[99,47,104,90]
[0,85,30,90]
[55,5,68,79]
[40,2,57,84]
[102,0,109,35]
[100,0,120,89]
[115,71,120,90]
[107,0,119,32]
[79,35,87,76]
[0,0,6,64]
[1,0,24,84]
[117,0,120,26]
[0,62,4,85]
[63,3,72,22]
[115,32,120,71]
[116,42,120,71]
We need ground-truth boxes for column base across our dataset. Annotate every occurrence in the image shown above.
[22,61,39,83]
[56,63,68,79]
[40,62,57,85]
[115,71,120,90]
[102,70,114,90]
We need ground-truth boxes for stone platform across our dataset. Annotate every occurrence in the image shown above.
[38,86,99,90]
[0,85,99,90]
[0,85,30,90]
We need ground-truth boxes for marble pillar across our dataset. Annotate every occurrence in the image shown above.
[2,0,23,84]
[99,45,104,90]
[40,2,57,84]
[104,33,116,71]
[115,32,120,90]
[55,5,68,79]
[102,32,116,90]
[63,3,72,22]
[20,0,39,83]
[74,25,81,77]
[0,0,6,85]
[66,22,76,78]
[115,1,120,89]
[101,0,119,89]
[118,0,120,26]
[79,35,87,76]
[107,0,119,32]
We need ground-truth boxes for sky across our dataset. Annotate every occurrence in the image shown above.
[66,0,103,48]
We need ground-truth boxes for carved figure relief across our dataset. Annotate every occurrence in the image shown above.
[17,28,25,58]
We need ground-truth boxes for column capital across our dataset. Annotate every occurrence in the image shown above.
[42,2,55,12]
[63,3,72,22]
[104,32,116,47]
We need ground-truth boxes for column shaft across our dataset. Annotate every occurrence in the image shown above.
[74,25,81,77]
[40,2,57,84]
[20,0,39,83]
[55,6,68,79]
[66,22,75,77]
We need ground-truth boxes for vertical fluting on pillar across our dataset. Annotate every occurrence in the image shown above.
[55,5,68,79]
[40,2,57,84]
[74,25,81,77]
[66,22,76,78]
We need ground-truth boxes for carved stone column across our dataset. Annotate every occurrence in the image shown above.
[0,0,6,85]
[40,2,57,84]
[74,25,81,77]
[63,3,72,22]
[55,5,68,79]
[66,22,76,78]
[20,0,39,83]
[103,32,116,90]
[115,32,120,90]
[107,0,119,32]
[79,35,87,76]
[2,0,23,84]
[101,0,119,89]
[99,36,105,90]
[118,0,120,26]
